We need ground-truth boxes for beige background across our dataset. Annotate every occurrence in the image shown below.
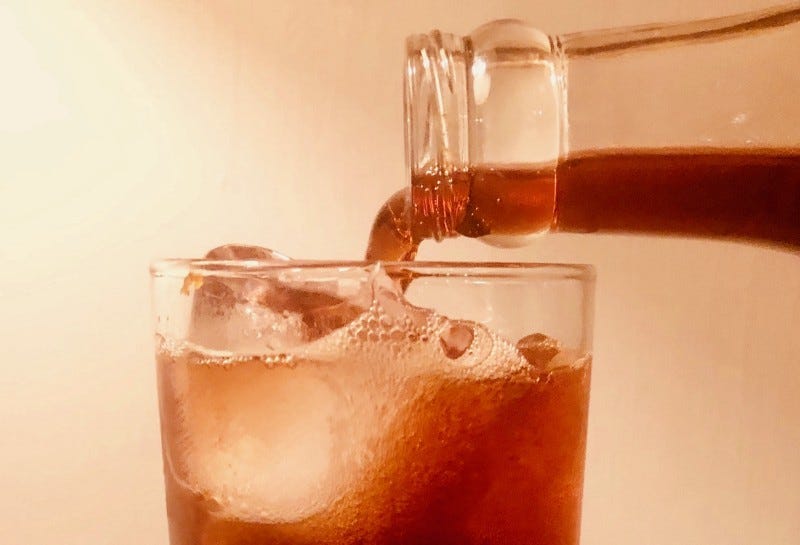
[2,1,798,543]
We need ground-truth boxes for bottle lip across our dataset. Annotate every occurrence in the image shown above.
[404,30,471,178]
[404,30,472,240]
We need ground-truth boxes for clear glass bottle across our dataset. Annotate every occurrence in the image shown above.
[366,4,800,260]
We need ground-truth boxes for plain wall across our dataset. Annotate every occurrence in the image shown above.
[2,1,798,543]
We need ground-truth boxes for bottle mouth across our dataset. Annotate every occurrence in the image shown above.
[404,31,471,240]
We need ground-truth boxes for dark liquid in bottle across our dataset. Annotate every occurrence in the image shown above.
[366,149,800,260]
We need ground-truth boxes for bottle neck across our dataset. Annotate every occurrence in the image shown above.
[403,4,800,242]
[405,21,563,242]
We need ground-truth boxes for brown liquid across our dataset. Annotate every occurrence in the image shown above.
[366,149,800,260]
[158,347,590,545]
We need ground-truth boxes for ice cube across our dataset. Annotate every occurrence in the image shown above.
[204,243,291,261]
[439,321,475,359]
[516,332,561,370]
[187,245,367,352]
[187,245,297,352]
[269,286,367,342]
[167,354,349,522]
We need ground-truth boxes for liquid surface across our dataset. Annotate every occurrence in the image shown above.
[365,149,800,260]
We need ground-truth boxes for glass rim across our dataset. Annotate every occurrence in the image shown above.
[150,259,595,282]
